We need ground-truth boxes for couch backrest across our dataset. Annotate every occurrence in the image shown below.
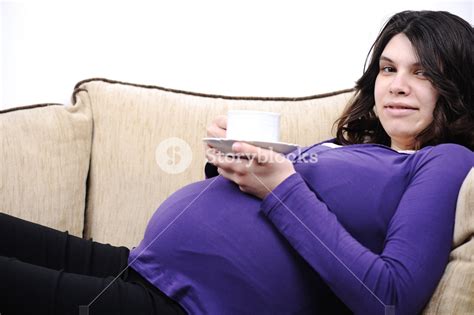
[75,78,354,248]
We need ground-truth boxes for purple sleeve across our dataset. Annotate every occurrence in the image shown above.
[260,144,473,315]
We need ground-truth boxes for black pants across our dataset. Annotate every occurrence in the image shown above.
[0,213,186,315]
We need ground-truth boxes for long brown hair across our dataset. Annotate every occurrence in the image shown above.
[335,11,473,150]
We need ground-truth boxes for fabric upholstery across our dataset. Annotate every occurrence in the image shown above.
[0,95,92,237]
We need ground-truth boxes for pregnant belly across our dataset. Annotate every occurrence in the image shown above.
[129,176,320,314]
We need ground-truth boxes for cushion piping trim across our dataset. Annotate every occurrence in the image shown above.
[0,103,64,114]
[73,77,355,102]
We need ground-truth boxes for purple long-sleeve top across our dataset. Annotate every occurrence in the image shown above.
[128,141,473,315]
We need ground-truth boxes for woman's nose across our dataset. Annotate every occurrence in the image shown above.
[389,73,411,95]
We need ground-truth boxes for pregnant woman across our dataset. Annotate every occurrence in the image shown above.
[1,10,473,315]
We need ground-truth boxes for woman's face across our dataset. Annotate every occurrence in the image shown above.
[374,33,439,150]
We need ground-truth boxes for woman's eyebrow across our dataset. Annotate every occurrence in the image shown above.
[379,55,422,67]
[379,55,393,63]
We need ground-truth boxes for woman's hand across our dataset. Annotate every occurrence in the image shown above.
[206,115,227,139]
[204,115,227,162]
[206,142,296,199]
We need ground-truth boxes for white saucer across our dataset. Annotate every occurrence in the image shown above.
[203,138,299,155]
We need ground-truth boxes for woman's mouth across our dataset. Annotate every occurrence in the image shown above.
[384,103,418,116]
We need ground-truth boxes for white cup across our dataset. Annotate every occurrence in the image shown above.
[226,110,281,142]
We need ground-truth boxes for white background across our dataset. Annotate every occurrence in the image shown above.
[0,0,472,109]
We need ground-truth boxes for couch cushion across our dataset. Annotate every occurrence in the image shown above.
[422,168,474,314]
[0,94,92,237]
[75,78,354,248]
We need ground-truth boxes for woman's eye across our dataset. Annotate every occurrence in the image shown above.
[415,69,426,76]
[381,66,395,73]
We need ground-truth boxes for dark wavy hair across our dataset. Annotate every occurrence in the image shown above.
[335,10,473,150]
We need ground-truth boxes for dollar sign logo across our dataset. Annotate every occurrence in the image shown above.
[156,137,193,174]
[167,146,181,165]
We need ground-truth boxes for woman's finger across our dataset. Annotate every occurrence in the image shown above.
[206,124,225,139]
[206,116,227,139]
[215,115,228,129]
[231,142,281,166]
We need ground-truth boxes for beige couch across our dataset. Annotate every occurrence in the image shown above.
[1,78,472,313]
